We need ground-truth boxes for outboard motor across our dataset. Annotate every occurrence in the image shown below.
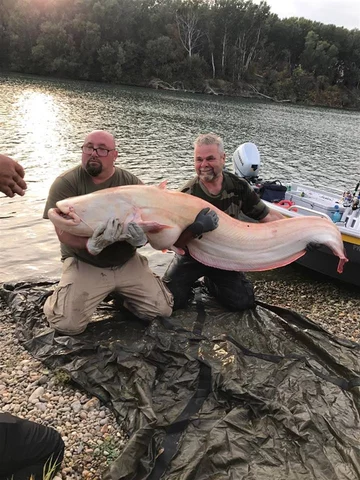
[232,142,261,182]
[232,142,286,202]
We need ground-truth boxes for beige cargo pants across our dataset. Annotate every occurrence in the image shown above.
[43,253,173,335]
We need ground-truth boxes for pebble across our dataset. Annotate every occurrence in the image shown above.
[71,401,82,413]
[83,397,100,411]
[29,386,45,403]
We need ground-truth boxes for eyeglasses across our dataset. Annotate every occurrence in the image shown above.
[81,145,115,157]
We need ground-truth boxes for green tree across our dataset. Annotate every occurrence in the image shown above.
[68,16,101,79]
[0,0,358,108]
[6,0,43,71]
[144,36,177,80]
[301,30,339,80]
[97,41,125,82]
[32,22,77,75]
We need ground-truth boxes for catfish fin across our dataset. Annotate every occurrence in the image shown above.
[158,180,168,189]
[162,246,186,255]
[137,221,172,234]
[169,245,186,255]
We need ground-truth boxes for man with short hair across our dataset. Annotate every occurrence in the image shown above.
[43,130,175,335]
[163,132,284,311]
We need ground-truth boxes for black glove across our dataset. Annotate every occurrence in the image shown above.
[306,242,321,252]
[188,207,219,237]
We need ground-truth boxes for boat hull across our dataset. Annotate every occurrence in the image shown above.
[296,239,360,287]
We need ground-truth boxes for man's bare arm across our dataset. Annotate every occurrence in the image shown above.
[54,227,89,249]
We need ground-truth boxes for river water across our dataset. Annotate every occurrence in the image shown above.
[1,74,360,283]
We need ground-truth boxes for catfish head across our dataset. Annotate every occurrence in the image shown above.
[47,188,135,237]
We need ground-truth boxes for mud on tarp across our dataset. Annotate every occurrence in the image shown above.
[1,279,360,480]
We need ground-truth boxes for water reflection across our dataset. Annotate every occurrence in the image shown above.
[15,91,59,147]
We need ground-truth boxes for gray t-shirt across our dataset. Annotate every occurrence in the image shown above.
[43,165,142,268]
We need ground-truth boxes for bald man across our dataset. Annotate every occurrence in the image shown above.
[43,130,174,335]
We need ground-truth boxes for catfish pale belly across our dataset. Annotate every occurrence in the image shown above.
[47,183,348,274]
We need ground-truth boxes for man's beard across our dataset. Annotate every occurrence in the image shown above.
[86,159,102,177]
[199,169,216,182]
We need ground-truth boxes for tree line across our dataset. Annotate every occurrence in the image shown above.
[0,0,359,109]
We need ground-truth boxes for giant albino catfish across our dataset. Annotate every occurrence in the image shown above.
[48,182,348,274]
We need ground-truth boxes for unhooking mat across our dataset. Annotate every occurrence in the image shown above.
[1,279,360,480]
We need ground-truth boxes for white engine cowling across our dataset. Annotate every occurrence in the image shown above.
[233,142,261,179]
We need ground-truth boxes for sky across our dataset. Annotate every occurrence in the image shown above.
[253,0,360,30]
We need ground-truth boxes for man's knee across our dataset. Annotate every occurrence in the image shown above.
[50,322,87,336]
[124,300,172,320]
[205,274,255,311]
[43,257,102,335]
[227,278,255,310]
[162,255,201,311]
[226,293,255,311]
[153,276,174,317]
[162,276,190,311]
[43,294,89,335]
[123,274,174,320]
[157,302,173,318]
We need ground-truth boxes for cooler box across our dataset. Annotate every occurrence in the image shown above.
[285,184,345,218]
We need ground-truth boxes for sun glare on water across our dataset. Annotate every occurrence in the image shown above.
[15,90,60,154]
[12,90,70,198]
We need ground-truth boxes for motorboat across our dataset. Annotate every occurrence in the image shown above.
[232,142,360,287]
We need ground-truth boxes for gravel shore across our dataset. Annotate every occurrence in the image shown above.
[0,299,127,479]
[1,264,359,479]
[249,264,360,343]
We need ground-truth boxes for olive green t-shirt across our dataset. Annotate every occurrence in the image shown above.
[181,170,269,220]
[43,165,142,268]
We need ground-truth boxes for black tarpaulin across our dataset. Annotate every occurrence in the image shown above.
[1,279,360,480]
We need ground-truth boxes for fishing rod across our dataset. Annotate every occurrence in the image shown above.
[353,181,360,197]
[351,181,360,210]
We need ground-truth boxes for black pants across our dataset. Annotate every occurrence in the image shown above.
[163,254,255,311]
[0,413,64,480]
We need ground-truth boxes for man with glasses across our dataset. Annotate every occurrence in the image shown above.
[43,130,218,335]
[42,130,173,335]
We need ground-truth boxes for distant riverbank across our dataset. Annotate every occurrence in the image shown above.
[145,76,360,111]
[2,70,360,111]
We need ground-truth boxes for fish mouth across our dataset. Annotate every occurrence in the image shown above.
[48,206,82,226]
[58,211,73,220]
